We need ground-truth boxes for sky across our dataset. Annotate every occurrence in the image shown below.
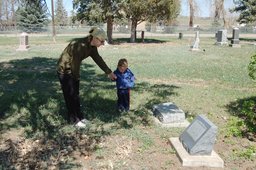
[181,0,235,17]
[45,0,73,15]
[46,0,235,18]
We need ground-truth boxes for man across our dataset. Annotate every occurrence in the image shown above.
[57,27,116,128]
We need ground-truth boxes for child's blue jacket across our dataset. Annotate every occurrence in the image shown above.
[114,68,135,89]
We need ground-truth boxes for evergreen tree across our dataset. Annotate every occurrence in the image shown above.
[55,0,68,27]
[16,0,49,33]
[231,0,256,23]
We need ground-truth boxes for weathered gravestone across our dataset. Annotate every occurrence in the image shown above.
[16,32,29,51]
[179,114,217,155]
[153,102,186,124]
[216,29,228,45]
[169,115,224,168]
[190,31,200,51]
[230,27,241,48]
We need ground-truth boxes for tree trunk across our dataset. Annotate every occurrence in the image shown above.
[51,0,56,42]
[188,0,194,28]
[151,23,156,32]
[0,0,2,25]
[214,0,227,28]
[106,16,113,44]
[214,0,220,25]
[11,0,15,26]
[5,0,8,25]
[130,19,137,43]
[220,0,227,28]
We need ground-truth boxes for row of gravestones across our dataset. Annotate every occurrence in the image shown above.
[216,28,240,47]
[17,28,240,51]
[188,27,241,51]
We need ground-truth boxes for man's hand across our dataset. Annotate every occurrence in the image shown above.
[108,72,117,80]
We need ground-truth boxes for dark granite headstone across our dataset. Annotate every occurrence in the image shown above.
[179,115,218,155]
[216,29,228,45]
[230,27,240,47]
[179,32,183,39]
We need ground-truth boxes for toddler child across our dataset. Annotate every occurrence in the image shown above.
[113,58,135,112]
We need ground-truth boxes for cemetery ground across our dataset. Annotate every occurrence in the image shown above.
[0,35,256,170]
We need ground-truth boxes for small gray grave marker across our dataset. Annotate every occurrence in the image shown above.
[152,102,186,124]
[216,29,228,45]
[230,27,241,48]
[179,32,183,39]
[179,114,218,155]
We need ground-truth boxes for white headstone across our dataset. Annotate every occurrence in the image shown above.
[16,32,29,51]
[190,31,200,51]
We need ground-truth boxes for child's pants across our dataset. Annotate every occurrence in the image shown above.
[117,89,130,111]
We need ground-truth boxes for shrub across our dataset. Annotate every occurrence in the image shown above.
[241,100,256,133]
[226,117,245,137]
[248,54,256,80]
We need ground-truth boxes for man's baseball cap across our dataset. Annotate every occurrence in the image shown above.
[89,27,107,40]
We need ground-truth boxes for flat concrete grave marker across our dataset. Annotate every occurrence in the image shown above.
[152,102,189,127]
[169,114,224,168]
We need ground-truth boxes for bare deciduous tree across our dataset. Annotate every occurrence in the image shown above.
[187,0,200,28]
[188,0,195,27]
[213,0,227,28]
[0,0,18,29]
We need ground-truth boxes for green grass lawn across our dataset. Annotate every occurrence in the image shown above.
[0,35,255,169]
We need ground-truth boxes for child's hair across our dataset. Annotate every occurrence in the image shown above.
[117,58,128,67]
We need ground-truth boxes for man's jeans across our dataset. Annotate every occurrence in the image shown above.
[57,72,84,123]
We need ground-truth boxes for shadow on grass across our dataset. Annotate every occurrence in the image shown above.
[0,56,180,169]
[0,57,123,133]
[239,38,256,42]
[226,96,256,136]
[66,37,168,45]
[0,57,61,130]
[226,96,256,114]
[0,57,115,168]
[227,37,256,42]
[117,82,179,128]
[78,76,180,128]
[112,37,168,44]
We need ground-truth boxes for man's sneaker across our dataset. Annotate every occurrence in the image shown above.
[75,121,86,128]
